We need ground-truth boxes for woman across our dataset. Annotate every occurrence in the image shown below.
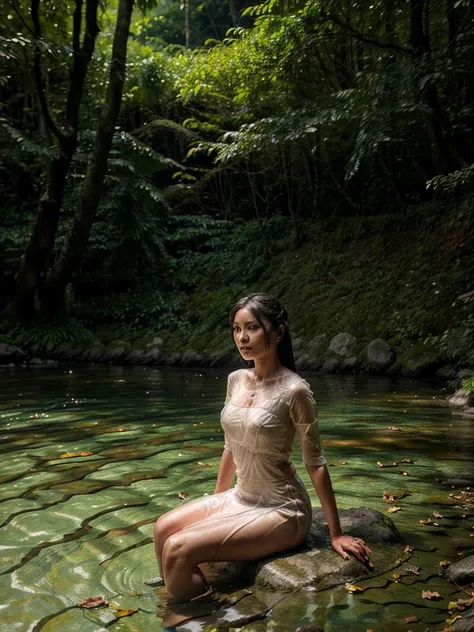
[154,293,372,608]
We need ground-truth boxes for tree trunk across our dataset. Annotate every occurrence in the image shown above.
[40,0,135,316]
[8,0,100,322]
[446,0,457,48]
[184,0,191,47]
[410,0,463,175]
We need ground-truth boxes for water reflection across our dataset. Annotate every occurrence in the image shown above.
[0,366,472,631]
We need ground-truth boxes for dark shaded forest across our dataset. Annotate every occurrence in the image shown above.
[0,0,473,384]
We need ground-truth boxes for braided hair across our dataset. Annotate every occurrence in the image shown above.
[229,293,296,372]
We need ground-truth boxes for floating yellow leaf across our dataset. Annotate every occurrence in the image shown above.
[345,584,364,593]
[196,461,212,467]
[115,608,137,618]
[439,560,451,568]
[392,573,401,582]
[400,470,409,476]
[387,506,402,513]
[60,451,93,459]
[446,615,462,625]
[178,491,188,500]
[422,590,442,600]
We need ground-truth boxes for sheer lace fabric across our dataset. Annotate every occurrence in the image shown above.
[176,369,326,559]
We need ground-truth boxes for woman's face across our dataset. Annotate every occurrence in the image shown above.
[232,307,276,362]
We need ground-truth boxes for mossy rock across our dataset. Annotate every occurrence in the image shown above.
[212,507,404,592]
[79,344,107,363]
[133,118,200,163]
[397,342,444,377]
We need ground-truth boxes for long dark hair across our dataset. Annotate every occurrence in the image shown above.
[229,293,296,372]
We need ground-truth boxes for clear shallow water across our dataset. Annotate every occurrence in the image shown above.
[0,366,473,632]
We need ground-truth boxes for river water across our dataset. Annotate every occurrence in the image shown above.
[0,366,472,632]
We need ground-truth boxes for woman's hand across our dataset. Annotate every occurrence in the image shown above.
[331,534,373,567]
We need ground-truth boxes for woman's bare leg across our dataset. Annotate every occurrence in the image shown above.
[154,493,229,577]
[162,512,301,602]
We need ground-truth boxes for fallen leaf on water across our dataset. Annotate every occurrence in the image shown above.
[78,596,108,609]
[405,615,419,623]
[392,573,401,582]
[113,379,126,383]
[383,490,410,503]
[404,545,414,554]
[401,458,414,463]
[377,461,398,468]
[196,461,213,467]
[420,518,435,526]
[178,492,188,500]
[446,615,462,626]
[449,597,474,610]
[114,608,137,618]
[388,426,403,431]
[422,590,442,600]
[387,506,402,513]
[433,511,444,519]
[400,470,409,476]
[345,584,364,593]
[60,451,93,459]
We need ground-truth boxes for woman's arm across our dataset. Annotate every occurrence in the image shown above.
[307,463,372,566]
[214,448,236,494]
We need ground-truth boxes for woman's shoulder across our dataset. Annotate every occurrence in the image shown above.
[285,371,310,389]
[226,368,249,383]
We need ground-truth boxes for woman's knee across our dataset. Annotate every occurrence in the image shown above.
[154,513,177,546]
[162,532,190,567]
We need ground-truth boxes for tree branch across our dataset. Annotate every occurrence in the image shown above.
[72,0,83,54]
[8,0,35,37]
[324,12,414,56]
[66,0,100,131]
[30,0,66,141]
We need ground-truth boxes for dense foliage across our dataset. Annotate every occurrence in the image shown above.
[0,0,473,374]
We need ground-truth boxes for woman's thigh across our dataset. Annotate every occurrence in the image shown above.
[164,509,301,566]
[155,491,233,539]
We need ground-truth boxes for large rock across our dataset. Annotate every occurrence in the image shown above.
[100,341,131,364]
[328,333,357,357]
[448,387,474,408]
[133,119,200,164]
[214,507,404,592]
[126,347,163,365]
[446,554,474,585]
[0,343,27,364]
[366,338,395,372]
[397,342,443,377]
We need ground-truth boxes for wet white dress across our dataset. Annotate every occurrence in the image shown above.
[180,368,326,556]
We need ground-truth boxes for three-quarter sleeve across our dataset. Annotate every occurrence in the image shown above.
[289,383,326,466]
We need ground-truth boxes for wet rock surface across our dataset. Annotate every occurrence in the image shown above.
[178,508,404,631]
[212,507,404,592]
[446,555,474,585]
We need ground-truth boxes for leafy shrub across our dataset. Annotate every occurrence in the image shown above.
[77,290,187,329]
[0,319,95,355]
